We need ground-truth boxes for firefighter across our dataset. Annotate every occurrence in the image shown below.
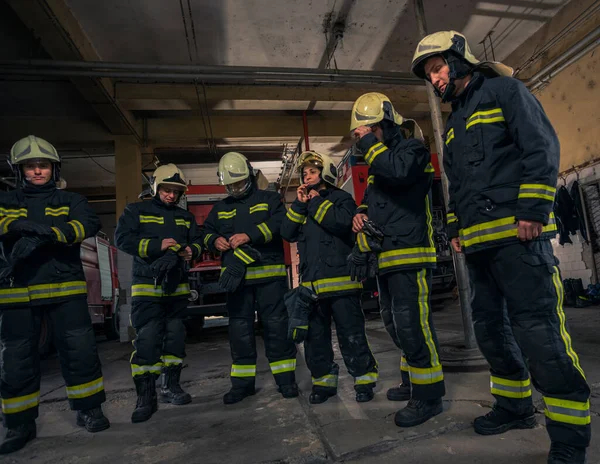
[412,31,590,463]
[115,163,203,423]
[349,93,445,427]
[281,151,378,404]
[202,152,297,404]
[0,136,108,454]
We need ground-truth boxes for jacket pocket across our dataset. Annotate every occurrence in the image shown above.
[519,252,557,275]
[480,185,519,213]
[465,125,484,164]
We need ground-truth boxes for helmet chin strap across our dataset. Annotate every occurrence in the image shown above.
[438,53,473,103]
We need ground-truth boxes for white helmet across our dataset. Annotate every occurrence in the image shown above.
[150,163,187,196]
[217,152,254,198]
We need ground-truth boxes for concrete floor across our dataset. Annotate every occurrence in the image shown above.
[3,302,600,464]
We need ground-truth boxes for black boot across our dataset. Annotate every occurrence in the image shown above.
[0,421,36,455]
[76,406,110,432]
[131,374,158,423]
[473,406,536,435]
[160,365,192,405]
[548,442,587,464]
[223,386,256,405]
[309,387,337,404]
[355,385,375,403]
[278,383,299,399]
[387,383,411,401]
[394,398,443,427]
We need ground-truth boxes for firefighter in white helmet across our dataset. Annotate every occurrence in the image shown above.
[115,163,204,423]
[202,152,298,404]
[349,92,446,427]
[0,136,108,454]
[281,151,378,404]
[412,31,590,463]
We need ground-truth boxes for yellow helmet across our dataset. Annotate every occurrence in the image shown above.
[218,152,254,197]
[9,135,62,184]
[411,30,513,81]
[297,151,338,186]
[150,163,187,196]
[350,92,405,133]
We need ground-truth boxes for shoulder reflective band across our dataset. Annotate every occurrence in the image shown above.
[51,227,67,243]
[249,203,269,214]
[175,218,191,228]
[544,397,590,426]
[367,175,375,185]
[364,142,387,165]
[231,364,256,378]
[518,184,556,202]
[357,232,371,253]
[131,283,190,298]
[1,391,39,414]
[218,209,236,219]
[0,208,27,218]
[466,108,505,130]
[378,247,437,269]
[302,276,362,294]
[67,220,85,243]
[203,233,214,246]
[66,377,104,399]
[447,212,458,224]
[28,281,87,300]
[355,372,378,385]
[286,207,305,224]
[257,222,273,242]
[490,376,532,399]
[445,128,455,146]
[270,359,296,374]
[139,215,165,224]
[234,248,256,265]
[45,206,69,216]
[138,238,150,258]
[312,374,338,387]
[314,200,334,224]
[0,216,16,234]
[0,287,30,304]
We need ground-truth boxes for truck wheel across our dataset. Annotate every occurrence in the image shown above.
[184,316,205,340]
[105,311,120,341]
[39,312,55,358]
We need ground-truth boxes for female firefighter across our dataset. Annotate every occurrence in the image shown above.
[281,151,378,403]
[115,164,203,423]
[0,135,108,455]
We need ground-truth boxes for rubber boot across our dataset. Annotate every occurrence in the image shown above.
[278,383,299,399]
[394,398,443,427]
[223,386,256,405]
[309,387,337,404]
[160,365,192,405]
[473,406,536,435]
[355,385,375,403]
[131,374,158,423]
[387,369,411,401]
[0,421,36,455]
[548,442,587,464]
[76,406,110,432]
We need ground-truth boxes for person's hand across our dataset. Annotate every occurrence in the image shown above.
[229,233,251,249]
[161,238,177,251]
[353,125,372,140]
[517,220,543,241]
[215,237,231,252]
[178,246,193,261]
[451,237,462,253]
[352,214,368,233]
[297,184,309,203]
[307,190,319,200]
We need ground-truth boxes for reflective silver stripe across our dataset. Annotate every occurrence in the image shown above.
[303,277,362,294]
[66,377,104,399]
[132,365,162,375]
[245,265,286,279]
[312,375,338,387]
[378,248,437,269]
[1,391,40,413]
[28,282,87,299]
[270,359,296,374]
[355,372,378,384]
[132,283,190,297]
[546,405,589,418]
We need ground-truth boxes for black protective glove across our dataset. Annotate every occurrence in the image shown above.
[356,232,383,254]
[367,252,379,279]
[10,236,50,263]
[218,245,262,293]
[8,220,55,239]
[284,285,318,343]
[150,250,181,284]
[348,244,369,282]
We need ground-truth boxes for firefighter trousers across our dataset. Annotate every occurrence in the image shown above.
[305,294,378,392]
[0,297,105,428]
[227,280,297,390]
[466,239,590,447]
[377,269,445,399]
[130,297,188,378]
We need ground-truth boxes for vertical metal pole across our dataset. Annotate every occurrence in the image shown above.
[413,0,477,349]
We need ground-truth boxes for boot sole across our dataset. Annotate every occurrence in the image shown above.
[395,405,443,427]
[223,391,256,405]
[159,394,192,405]
[356,393,374,403]
[387,392,411,402]
[309,392,337,405]
[131,404,158,423]
[75,416,111,433]
[474,415,537,436]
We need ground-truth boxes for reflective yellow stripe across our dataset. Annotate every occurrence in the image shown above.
[28,281,87,300]
[231,364,256,378]
[245,265,286,279]
[445,128,454,146]
[400,356,409,372]
[365,142,387,165]
[175,218,191,228]
[447,212,458,224]
[544,397,590,425]
[270,359,296,374]
[302,276,362,295]
[192,243,202,255]
[0,287,30,304]
[408,364,444,385]
[51,226,67,243]
[0,208,27,218]
[466,108,505,130]
[357,204,368,211]
[490,376,532,399]
[0,216,16,234]
[67,220,85,243]
[367,175,375,185]
[312,374,338,387]
[314,200,334,224]
[203,233,214,246]
[355,372,378,385]
[286,207,305,224]
[234,248,255,265]
[378,247,437,269]
[551,267,586,379]
[132,363,163,377]
[417,269,441,369]
[424,163,435,173]
[161,355,183,366]
[168,244,182,253]
[518,183,556,202]
[138,238,150,258]
[1,391,39,414]
[66,377,104,399]
[357,232,371,253]
[425,198,434,248]
[132,283,190,298]
[257,222,273,242]
[218,209,236,219]
[139,215,164,224]
[250,203,269,214]
[45,206,69,216]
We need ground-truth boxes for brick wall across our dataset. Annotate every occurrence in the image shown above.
[552,232,593,286]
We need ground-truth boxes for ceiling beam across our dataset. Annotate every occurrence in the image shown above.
[6,0,141,141]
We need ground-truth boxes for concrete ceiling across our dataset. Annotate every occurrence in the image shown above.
[0,0,573,193]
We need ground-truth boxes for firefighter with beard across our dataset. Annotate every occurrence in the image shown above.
[0,135,108,454]
[281,151,378,404]
[349,93,446,427]
[202,152,298,404]
[411,31,590,463]
[115,164,203,423]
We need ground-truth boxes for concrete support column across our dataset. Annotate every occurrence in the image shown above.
[115,136,142,219]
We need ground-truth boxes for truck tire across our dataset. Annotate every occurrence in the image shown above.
[39,312,55,359]
[105,304,120,341]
